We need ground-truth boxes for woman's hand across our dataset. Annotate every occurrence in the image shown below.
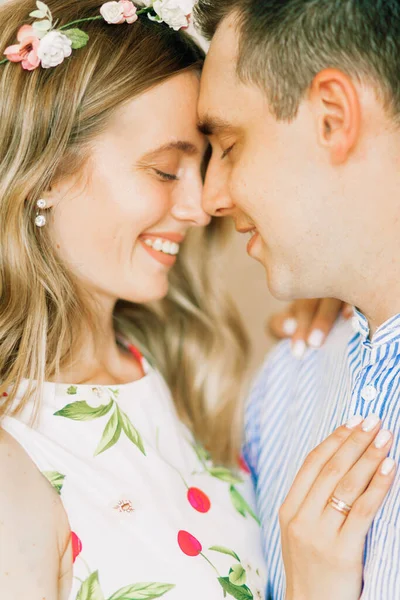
[268,299,353,358]
[280,415,396,600]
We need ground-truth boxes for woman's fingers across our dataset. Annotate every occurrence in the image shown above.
[267,299,347,357]
[341,457,396,550]
[280,419,360,520]
[289,299,319,358]
[300,416,383,518]
[267,308,298,340]
[322,429,393,529]
[306,298,344,349]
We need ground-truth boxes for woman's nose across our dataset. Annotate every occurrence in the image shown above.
[202,159,235,218]
[171,177,211,227]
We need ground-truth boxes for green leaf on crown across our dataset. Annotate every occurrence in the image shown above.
[54,399,113,421]
[209,546,241,563]
[107,582,175,600]
[32,19,52,31]
[94,408,121,456]
[76,571,105,600]
[217,578,253,600]
[36,1,50,14]
[30,9,47,18]
[208,467,243,485]
[67,385,78,395]
[42,471,66,495]
[229,564,247,587]
[229,486,261,525]
[63,28,90,50]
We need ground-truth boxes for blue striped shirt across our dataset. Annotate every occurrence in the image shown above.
[244,311,400,600]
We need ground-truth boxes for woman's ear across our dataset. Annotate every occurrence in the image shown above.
[309,68,361,165]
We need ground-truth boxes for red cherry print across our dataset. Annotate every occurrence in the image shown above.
[2,392,8,397]
[238,454,251,474]
[177,530,202,557]
[187,487,211,513]
[71,531,82,563]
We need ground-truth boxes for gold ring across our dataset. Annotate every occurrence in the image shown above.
[328,495,352,516]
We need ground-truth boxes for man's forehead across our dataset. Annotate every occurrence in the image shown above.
[198,15,241,122]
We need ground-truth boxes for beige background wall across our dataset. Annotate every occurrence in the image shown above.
[222,233,286,376]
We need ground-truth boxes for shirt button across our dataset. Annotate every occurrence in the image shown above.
[361,385,378,402]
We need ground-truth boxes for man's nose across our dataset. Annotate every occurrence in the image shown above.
[202,163,235,218]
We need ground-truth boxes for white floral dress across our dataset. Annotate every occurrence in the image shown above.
[2,345,266,600]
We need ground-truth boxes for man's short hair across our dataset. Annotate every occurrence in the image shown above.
[194,0,400,121]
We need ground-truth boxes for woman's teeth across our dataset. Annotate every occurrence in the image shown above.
[143,238,180,255]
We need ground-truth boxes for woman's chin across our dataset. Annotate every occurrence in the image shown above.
[120,279,170,304]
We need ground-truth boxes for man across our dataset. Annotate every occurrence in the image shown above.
[195,1,400,598]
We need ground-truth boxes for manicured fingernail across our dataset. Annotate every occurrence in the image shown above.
[307,329,325,349]
[374,430,392,449]
[381,458,395,475]
[283,318,298,336]
[345,415,364,429]
[362,414,380,432]
[292,340,306,359]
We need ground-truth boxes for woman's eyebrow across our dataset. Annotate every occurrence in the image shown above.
[142,141,200,160]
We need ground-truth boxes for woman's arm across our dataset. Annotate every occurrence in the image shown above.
[0,429,72,599]
[280,416,395,600]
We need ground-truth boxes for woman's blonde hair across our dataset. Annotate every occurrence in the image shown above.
[0,0,250,465]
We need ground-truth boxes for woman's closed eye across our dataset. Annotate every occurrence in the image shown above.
[153,168,179,182]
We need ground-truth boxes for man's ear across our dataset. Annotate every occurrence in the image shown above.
[309,68,361,165]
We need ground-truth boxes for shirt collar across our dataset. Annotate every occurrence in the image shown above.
[352,308,400,347]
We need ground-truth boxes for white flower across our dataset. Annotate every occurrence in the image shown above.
[151,0,193,30]
[100,1,125,24]
[37,31,72,68]
[86,386,109,408]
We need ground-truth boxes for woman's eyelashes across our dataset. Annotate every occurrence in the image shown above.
[153,168,179,182]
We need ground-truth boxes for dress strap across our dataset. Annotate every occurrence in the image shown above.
[116,336,147,378]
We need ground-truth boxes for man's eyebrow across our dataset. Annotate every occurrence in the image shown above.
[197,116,233,136]
[143,141,199,159]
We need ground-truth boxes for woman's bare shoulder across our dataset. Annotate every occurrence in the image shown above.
[0,427,72,598]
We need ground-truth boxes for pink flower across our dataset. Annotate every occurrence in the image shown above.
[71,531,82,563]
[4,25,41,71]
[100,0,137,24]
[119,0,138,23]
[177,530,202,557]
[187,487,211,513]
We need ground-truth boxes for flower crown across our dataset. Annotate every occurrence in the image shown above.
[0,0,194,71]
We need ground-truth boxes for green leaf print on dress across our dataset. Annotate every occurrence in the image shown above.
[107,582,176,599]
[191,442,260,525]
[76,571,174,600]
[77,571,105,600]
[42,470,66,494]
[54,388,146,457]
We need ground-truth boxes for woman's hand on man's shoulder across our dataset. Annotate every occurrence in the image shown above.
[0,428,72,599]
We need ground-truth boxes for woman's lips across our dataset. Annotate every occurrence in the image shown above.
[139,239,177,266]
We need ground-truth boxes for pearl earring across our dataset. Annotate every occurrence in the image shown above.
[35,199,47,227]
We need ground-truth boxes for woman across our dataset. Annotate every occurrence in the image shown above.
[0,1,394,599]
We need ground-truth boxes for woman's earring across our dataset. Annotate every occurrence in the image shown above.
[35,199,47,227]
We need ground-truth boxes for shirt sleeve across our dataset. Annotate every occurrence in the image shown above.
[242,354,274,486]
[360,479,400,598]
